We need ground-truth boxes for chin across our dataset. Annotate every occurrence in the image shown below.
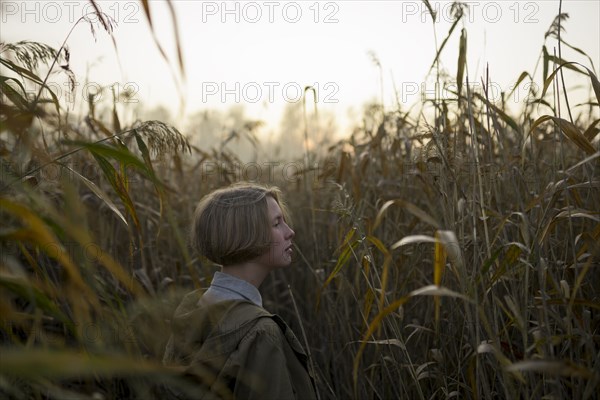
[272,259,292,269]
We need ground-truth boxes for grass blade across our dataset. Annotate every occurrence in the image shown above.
[61,163,128,227]
[457,28,467,93]
[530,115,596,155]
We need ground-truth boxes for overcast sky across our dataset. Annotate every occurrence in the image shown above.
[2,0,599,137]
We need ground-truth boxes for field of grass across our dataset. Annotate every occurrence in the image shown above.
[1,1,599,399]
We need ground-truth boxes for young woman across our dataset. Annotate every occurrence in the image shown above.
[163,183,317,400]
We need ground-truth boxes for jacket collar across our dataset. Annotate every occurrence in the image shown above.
[208,271,263,307]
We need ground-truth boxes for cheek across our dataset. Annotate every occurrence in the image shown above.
[271,228,283,242]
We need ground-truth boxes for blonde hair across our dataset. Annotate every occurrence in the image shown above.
[191,182,291,266]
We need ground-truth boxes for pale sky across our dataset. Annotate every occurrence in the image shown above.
[2,0,599,137]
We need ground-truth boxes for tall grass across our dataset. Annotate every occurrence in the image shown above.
[1,1,598,399]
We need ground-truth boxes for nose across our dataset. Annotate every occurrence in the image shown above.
[285,223,295,240]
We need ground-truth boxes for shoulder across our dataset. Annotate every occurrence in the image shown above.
[248,316,284,338]
[234,317,290,359]
[217,301,273,329]
[213,303,283,345]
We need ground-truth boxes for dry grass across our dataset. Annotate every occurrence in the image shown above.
[1,1,599,399]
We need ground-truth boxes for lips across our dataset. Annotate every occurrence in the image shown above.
[285,243,293,254]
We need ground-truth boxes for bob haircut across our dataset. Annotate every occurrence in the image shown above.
[191,182,292,266]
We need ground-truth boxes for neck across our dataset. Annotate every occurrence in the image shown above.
[221,262,269,288]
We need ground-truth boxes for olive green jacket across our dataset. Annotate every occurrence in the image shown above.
[162,289,317,400]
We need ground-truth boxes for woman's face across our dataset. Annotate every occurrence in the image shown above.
[256,196,295,269]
